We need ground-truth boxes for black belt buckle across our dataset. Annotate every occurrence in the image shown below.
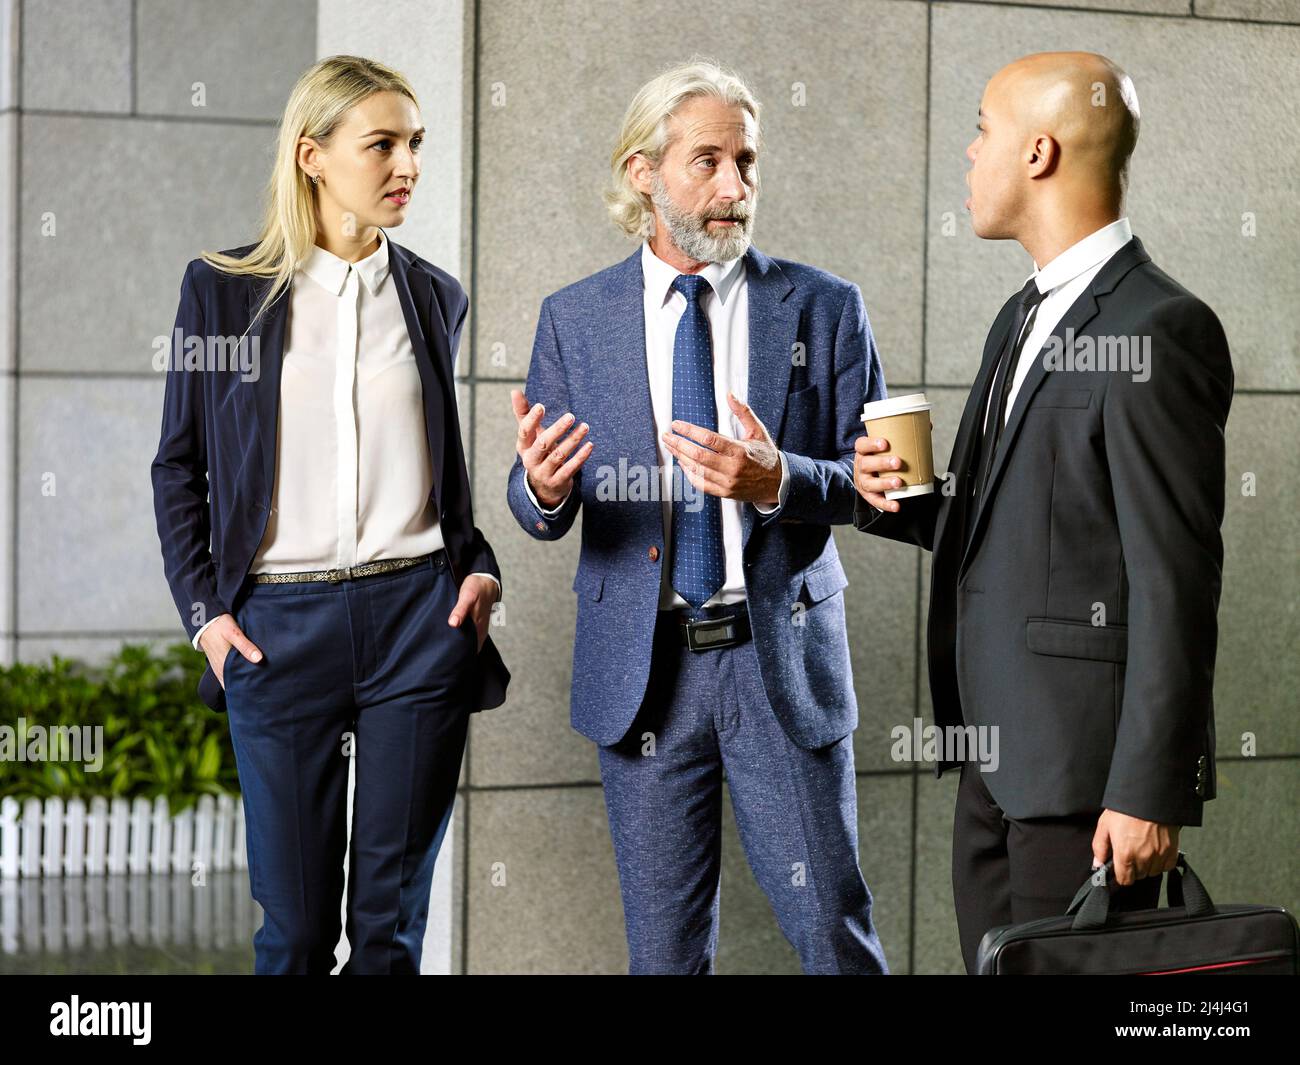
[681,612,747,651]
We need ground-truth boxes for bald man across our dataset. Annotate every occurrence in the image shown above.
[852,52,1233,973]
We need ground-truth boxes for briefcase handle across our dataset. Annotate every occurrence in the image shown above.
[1065,851,1215,932]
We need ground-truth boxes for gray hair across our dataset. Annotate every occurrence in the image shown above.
[603,57,762,239]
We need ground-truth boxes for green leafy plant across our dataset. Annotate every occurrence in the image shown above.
[0,642,239,814]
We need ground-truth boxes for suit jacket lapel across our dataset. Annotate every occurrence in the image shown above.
[740,245,797,552]
[932,296,1018,562]
[601,249,662,531]
[387,238,447,516]
[245,275,288,504]
[958,235,1152,578]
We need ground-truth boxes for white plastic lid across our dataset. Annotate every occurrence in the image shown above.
[861,392,930,421]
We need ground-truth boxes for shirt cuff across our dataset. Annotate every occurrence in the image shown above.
[524,472,570,517]
[753,450,790,515]
[192,615,220,651]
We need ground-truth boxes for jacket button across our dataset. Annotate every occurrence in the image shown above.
[648,545,659,562]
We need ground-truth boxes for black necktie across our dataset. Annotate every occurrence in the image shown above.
[970,278,1047,511]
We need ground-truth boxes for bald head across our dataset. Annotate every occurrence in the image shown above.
[965,51,1140,253]
[993,51,1140,192]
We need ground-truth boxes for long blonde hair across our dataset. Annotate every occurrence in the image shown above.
[604,56,762,240]
[200,55,420,331]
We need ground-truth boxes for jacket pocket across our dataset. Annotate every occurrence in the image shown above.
[781,383,821,441]
[800,557,848,604]
[1025,617,1127,663]
[1029,387,1092,410]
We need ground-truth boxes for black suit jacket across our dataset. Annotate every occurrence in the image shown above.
[855,236,1232,825]
[151,230,509,714]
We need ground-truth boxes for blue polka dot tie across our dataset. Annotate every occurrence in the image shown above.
[669,274,724,611]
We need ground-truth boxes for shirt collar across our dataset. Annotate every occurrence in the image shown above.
[299,228,390,297]
[1029,216,1133,296]
[640,239,746,307]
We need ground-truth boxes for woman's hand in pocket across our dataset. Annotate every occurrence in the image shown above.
[448,574,498,653]
[200,614,264,689]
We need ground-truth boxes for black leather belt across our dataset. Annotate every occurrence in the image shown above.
[669,603,752,651]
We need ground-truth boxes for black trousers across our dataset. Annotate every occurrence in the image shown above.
[952,760,1164,974]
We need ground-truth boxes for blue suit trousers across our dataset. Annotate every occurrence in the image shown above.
[596,610,890,974]
[223,552,476,974]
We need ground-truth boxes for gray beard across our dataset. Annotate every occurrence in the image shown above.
[650,172,754,263]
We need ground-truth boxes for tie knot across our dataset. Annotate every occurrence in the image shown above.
[672,274,711,304]
[1019,278,1047,309]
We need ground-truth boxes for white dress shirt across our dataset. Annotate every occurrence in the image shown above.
[525,239,789,611]
[194,228,496,649]
[983,217,1134,433]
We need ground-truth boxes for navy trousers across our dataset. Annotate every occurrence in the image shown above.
[596,609,889,974]
[222,551,476,974]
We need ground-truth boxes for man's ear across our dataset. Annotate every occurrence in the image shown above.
[1026,133,1059,179]
[628,153,653,196]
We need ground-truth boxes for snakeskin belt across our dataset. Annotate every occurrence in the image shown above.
[250,552,436,585]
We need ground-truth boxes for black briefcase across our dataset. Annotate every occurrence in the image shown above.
[975,853,1299,975]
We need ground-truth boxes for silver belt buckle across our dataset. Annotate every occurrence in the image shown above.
[684,616,736,651]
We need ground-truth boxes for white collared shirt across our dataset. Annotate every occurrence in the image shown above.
[526,240,789,611]
[984,216,1134,433]
[193,228,495,649]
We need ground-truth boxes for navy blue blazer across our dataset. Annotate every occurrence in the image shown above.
[152,230,509,714]
[506,244,886,749]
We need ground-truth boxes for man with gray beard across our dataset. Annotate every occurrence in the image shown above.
[506,59,891,973]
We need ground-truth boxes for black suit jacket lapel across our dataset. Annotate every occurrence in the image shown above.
[957,236,1152,579]
[932,293,1019,563]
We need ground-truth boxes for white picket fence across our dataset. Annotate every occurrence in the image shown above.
[0,793,246,880]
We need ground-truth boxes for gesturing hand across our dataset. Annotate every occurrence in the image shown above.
[659,391,781,506]
[511,388,593,509]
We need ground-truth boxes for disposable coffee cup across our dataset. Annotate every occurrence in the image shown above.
[861,392,935,499]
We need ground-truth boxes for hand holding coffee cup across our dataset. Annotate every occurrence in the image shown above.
[854,436,905,512]
[855,393,935,513]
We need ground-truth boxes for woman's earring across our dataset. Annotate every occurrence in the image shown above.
[311,174,319,186]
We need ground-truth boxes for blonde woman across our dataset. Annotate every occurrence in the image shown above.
[151,55,509,974]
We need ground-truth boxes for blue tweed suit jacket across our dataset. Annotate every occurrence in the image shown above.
[506,244,886,749]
